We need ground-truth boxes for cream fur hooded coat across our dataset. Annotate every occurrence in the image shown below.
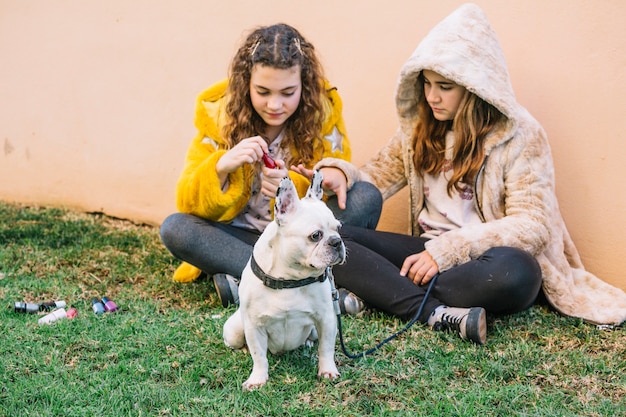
[317,3,626,325]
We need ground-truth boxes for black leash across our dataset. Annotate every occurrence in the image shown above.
[328,267,439,359]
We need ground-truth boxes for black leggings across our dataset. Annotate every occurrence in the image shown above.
[333,225,543,323]
[160,182,383,279]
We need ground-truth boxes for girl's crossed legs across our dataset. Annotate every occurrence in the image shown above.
[333,224,543,323]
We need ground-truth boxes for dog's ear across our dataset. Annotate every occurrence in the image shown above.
[274,177,299,225]
[305,170,324,201]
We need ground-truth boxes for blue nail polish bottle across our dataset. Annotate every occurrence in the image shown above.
[92,299,105,315]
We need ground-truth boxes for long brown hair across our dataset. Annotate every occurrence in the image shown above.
[222,23,325,166]
[413,74,504,195]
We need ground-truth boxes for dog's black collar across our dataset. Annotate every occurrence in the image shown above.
[250,254,327,289]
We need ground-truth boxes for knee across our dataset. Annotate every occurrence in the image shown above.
[159,213,186,249]
[504,247,542,287]
[344,182,383,228]
[349,182,382,208]
[485,247,542,313]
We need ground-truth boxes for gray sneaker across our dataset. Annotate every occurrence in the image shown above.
[428,306,487,345]
[212,274,240,307]
[338,288,365,315]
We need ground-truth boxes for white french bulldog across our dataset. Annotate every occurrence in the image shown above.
[223,170,345,390]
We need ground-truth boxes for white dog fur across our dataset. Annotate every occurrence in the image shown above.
[223,171,345,390]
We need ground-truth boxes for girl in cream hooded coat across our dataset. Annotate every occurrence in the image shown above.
[313,4,626,342]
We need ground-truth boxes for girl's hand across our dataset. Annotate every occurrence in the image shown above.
[260,159,289,198]
[400,250,440,286]
[216,136,268,177]
[291,165,349,209]
[290,164,314,179]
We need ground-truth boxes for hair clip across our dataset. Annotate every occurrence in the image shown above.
[293,38,303,55]
[250,39,261,58]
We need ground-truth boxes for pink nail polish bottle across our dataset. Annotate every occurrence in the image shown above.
[38,308,67,325]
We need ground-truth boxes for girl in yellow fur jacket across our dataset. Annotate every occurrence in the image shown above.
[160,23,381,303]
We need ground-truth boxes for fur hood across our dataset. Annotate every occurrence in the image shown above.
[317,3,626,325]
[396,3,517,132]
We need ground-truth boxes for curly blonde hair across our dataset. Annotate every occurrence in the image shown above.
[222,23,326,166]
[412,74,505,195]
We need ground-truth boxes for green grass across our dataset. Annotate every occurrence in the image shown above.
[0,201,624,417]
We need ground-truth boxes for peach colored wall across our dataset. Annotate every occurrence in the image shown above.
[1,1,625,291]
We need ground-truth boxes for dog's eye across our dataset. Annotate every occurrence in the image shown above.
[310,230,323,242]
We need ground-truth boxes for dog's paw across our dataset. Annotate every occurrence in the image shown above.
[224,339,246,350]
[318,367,340,380]
[242,377,268,391]
[242,370,269,391]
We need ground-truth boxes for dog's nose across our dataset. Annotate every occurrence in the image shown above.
[328,236,343,248]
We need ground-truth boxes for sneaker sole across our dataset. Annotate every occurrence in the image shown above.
[338,289,365,315]
[466,307,487,345]
[212,274,234,308]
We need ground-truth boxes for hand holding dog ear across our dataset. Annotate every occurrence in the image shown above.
[290,165,348,209]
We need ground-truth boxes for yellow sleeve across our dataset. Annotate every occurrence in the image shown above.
[175,134,253,221]
[175,80,253,221]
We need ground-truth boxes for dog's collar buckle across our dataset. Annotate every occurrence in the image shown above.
[250,255,327,289]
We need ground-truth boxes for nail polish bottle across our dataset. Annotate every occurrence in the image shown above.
[39,300,67,311]
[92,298,105,315]
[14,302,40,314]
[38,308,68,325]
[101,296,118,312]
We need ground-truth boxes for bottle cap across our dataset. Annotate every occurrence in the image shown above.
[66,307,78,319]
